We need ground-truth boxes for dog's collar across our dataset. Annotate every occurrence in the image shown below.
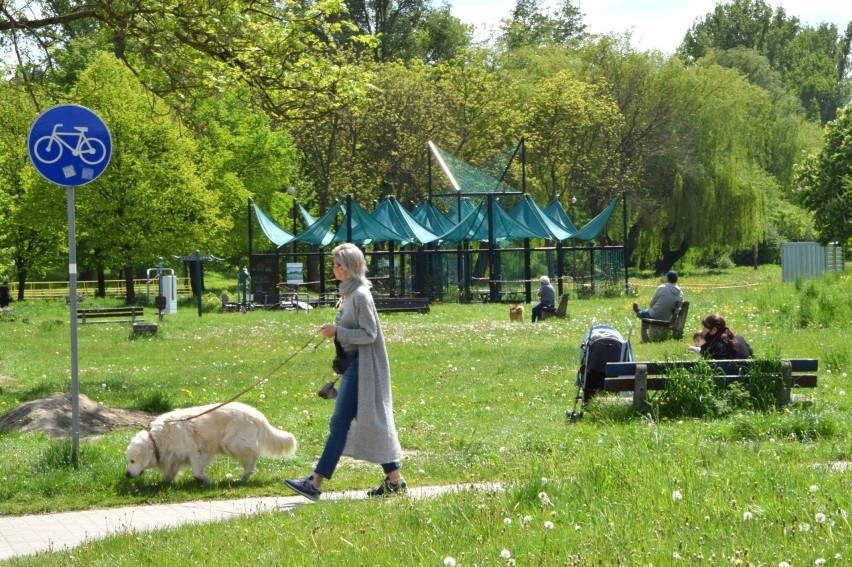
[145,426,161,464]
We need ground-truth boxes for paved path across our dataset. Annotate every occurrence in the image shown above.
[0,483,500,561]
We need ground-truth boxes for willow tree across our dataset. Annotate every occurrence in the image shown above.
[630,62,773,272]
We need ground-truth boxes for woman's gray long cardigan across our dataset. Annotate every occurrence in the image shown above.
[335,285,403,465]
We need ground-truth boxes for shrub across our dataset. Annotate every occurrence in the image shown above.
[651,357,789,419]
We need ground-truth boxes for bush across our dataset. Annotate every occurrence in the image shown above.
[650,357,789,419]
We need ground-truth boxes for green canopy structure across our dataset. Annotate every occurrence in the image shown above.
[411,201,457,236]
[371,196,439,244]
[572,196,620,241]
[248,138,627,301]
[330,198,406,245]
[251,200,295,248]
[439,198,541,244]
[508,194,574,241]
[295,201,344,246]
[543,198,580,234]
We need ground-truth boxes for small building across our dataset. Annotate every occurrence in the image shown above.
[780,242,846,282]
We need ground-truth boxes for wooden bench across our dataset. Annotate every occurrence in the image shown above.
[77,307,144,324]
[541,294,569,320]
[604,358,818,412]
[373,296,430,314]
[640,300,689,342]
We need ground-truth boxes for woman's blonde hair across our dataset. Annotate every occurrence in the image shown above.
[332,243,370,291]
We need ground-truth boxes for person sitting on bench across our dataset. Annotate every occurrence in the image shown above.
[697,313,753,359]
[531,276,555,323]
[632,271,683,320]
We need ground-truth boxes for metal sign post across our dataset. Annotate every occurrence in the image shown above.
[27,104,112,462]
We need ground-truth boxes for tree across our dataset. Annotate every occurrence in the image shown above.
[795,107,852,249]
[69,53,226,303]
[0,0,376,122]
[499,0,586,50]
[680,0,852,124]
[0,83,67,299]
[522,71,624,209]
[566,38,816,272]
[188,91,299,265]
[409,5,473,64]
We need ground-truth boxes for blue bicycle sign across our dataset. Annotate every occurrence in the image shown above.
[28,104,112,186]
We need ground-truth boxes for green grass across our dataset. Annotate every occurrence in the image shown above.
[0,266,850,565]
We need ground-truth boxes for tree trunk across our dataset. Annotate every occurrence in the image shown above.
[654,238,689,274]
[124,265,136,305]
[97,269,106,298]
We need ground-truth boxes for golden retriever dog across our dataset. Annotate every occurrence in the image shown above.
[125,402,296,485]
[509,304,524,322]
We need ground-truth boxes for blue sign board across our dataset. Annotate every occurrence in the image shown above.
[27,104,112,186]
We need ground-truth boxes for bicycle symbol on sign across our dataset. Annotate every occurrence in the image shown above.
[32,123,108,166]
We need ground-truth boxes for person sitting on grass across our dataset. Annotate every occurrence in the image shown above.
[697,313,753,359]
[633,271,683,320]
[687,330,705,354]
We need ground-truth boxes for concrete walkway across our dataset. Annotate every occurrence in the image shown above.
[0,483,500,561]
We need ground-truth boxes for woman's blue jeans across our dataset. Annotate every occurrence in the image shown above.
[314,354,400,480]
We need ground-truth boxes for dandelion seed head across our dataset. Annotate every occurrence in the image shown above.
[815,512,827,523]
[500,549,511,559]
[799,523,811,532]
[810,485,820,493]
[443,557,456,567]
[815,559,826,566]
[672,489,682,502]
[544,521,554,529]
[742,511,753,521]
[522,515,532,525]
[504,517,512,525]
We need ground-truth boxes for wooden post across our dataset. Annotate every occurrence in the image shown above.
[633,364,650,413]
[778,360,793,407]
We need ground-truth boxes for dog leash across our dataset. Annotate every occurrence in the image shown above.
[147,332,327,427]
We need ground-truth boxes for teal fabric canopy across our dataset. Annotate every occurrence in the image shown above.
[571,196,620,241]
[295,200,344,246]
[254,195,620,249]
[252,200,295,248]
[411,201,457,236]
[508,194,574,241]
[439,199,540,244]
[330,199,406,245]
[372,196,439,244]
[543,198,580,234]
[446,196,477,223]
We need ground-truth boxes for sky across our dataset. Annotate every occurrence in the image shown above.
[449,0,852,54]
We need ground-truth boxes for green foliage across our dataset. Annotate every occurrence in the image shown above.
[651,356,792,419]
[679,0,852,124]
[136,391,173,415]
[795,106,852,249]
[653,359,723,418]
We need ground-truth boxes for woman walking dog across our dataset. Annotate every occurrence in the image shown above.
[285,243,405,501]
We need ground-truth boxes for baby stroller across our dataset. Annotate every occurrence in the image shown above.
[567,319,634,420]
